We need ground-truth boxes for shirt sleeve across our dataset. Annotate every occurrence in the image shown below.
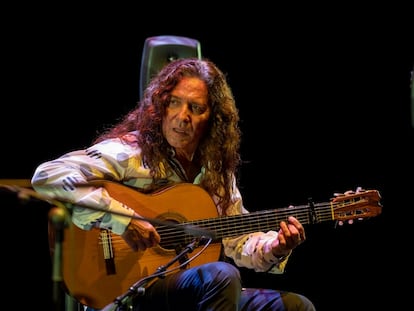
[31,137,145,235]
[222,231,290,274]
[221,182,291,274]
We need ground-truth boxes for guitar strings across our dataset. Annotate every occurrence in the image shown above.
[99,192,380,251]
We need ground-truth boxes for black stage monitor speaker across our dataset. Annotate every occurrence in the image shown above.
[139,35,202,100]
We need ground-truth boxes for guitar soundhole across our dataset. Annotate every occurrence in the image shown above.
[154,212,189,254]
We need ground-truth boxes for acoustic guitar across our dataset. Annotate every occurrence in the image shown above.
[50,181,382,309]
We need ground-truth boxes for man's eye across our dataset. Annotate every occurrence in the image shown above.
[191,104,205,115]
[169,99,180,107]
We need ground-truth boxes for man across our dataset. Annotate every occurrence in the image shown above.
[32,58,315,310]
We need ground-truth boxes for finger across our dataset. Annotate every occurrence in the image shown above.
[126,240,138,252]
[279,220,288,233]
[285,224,301,244]
[152,231,161,244]
[151,236,160,246]
[287,217,305,236]
[287,216,302,227]
[280,221,299,241]
[137,240,147,251]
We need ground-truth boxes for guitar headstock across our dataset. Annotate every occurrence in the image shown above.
[331,189,382,223]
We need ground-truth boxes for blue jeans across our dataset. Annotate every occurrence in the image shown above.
[122,261,315,311]
[87,262,315,310]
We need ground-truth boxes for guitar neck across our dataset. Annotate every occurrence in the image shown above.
[187,202,329,240]
[155,202,331,249]
[156,188,381,246]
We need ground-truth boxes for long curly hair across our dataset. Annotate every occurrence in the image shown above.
[95,58,241,213]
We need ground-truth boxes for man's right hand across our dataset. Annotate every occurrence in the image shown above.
[121,215,161,251]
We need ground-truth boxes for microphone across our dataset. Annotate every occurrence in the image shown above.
[181,224,216,240]
[138,216,216,239]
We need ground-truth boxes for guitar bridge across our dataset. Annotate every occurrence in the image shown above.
[100,229,116,275]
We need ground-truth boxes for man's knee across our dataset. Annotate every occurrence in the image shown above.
[281,292,316,311]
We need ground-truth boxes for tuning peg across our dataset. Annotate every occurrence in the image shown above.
[334,187,366,197]
[335,219,355,227]
[334,190,356,197]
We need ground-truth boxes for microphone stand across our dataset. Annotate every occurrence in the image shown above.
[0,184,71,311]
[102,237,206,311]
[48,202,71,311]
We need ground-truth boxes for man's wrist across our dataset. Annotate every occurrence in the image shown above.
[272,250,292,262]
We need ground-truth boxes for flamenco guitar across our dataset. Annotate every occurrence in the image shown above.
[50,181,382,309]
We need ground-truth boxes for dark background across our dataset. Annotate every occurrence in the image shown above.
[2,10,413,310]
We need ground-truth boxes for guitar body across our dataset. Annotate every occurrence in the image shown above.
[53,182,222,309]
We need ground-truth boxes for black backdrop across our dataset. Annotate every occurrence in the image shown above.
[2,13,413,310]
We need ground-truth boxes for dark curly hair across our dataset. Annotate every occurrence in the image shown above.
[95,58,241,214]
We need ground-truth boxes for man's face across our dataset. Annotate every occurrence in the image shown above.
[162,76,211,160]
